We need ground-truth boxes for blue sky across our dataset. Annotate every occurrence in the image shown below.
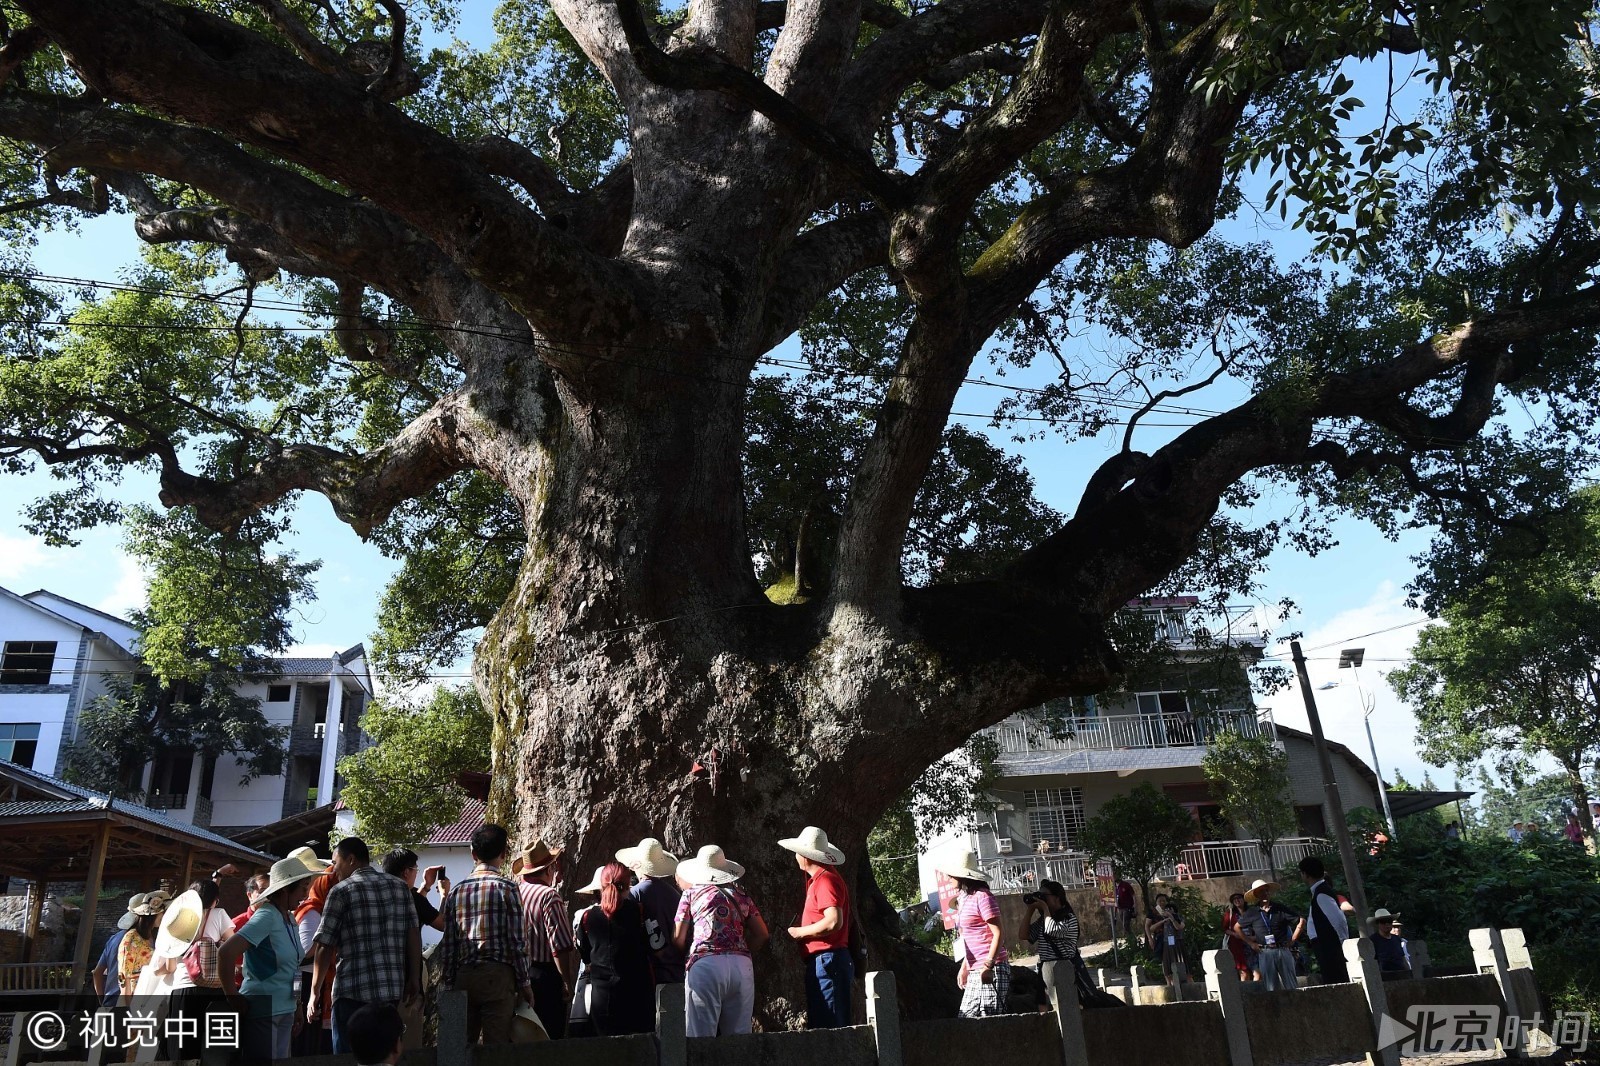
[0,8,1479,794]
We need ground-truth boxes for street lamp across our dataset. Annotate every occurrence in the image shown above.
[1338,647,1398,838]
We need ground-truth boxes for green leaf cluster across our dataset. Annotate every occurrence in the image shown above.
[337,685,493,850]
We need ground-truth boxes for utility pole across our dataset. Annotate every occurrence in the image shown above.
[1291,640,1371,933]
[1342,652,1398,839]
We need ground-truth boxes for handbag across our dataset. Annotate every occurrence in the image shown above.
[183,907,224,988]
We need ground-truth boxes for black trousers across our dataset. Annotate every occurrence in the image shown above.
[1310,937,1349,983]
[530,961,567,1039]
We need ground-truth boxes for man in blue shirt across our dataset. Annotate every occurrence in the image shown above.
[92,895,145,1005]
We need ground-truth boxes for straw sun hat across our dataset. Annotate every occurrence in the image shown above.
[778,826,845,866]
[676,845,746,886]
[261,854,325,900]
[155,889,209,958]
[616,837,678,879]
[934,848,989,884]
[512,838,563,876]
[118,892,164,930]
[286,845,332,874]
[1245,878,1280,905]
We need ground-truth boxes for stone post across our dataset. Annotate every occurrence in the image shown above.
[866,971,903,1066]
[1500,928,1531,970]
[656,980,687,1066]
[1048,961,1089,1066]
[1203,949,1253,1066]
[1470,927,1524,1056]
[1093,968,1107,989]
[1407,938,1429,980]
[436,990,469,1066]
[1345,935,1399,1066]
[1130,965,1146,1005]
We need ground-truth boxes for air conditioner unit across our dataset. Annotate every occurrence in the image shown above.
[996,837,1014,854]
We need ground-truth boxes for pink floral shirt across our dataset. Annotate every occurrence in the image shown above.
[674,884,762,969]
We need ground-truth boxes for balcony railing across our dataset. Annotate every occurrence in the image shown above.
[988,708,1273,756]
[1130,603,1266,650]
[143,792,187,811]
[979,836,1323,894]
[0,962,77,994]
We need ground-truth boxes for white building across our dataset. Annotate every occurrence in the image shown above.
[916,597,1389,900]
[0,584,373,837]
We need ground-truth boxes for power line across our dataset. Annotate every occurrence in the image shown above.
[0,268,1249,422]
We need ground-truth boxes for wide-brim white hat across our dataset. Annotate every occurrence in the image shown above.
[1245,879,1279,904]
[574,865,608,896]
[779,826,845,866]
[935,849,988,884]
[154,889,206,958]
[616,837,678,879]
[286,846,331,874]
[263,855,323,899]
[677,844,745,885]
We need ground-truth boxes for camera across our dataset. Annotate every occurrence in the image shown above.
[1022,893,1040,904]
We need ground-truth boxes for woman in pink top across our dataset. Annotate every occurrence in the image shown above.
[937,850,1010,1017]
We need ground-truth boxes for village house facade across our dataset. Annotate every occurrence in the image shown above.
[917,597,1385,899]
[0,584,373,837]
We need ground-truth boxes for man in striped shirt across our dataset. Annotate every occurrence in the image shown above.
[439,824,534,1045]
[515,838,578,1038]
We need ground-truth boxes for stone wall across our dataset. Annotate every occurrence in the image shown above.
[1242,983,1374,1066]
[1083,1001,1230,1066]
[904,1014,1061,1066]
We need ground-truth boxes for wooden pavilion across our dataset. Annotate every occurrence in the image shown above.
[0,759,274,996]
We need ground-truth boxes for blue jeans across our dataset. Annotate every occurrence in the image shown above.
[331,998,369,1055]
[804,950,854,1029]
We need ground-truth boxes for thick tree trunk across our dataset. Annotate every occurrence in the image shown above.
[474,364,1114,1024]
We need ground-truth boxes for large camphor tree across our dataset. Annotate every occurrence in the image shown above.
[4,0,1600,1020]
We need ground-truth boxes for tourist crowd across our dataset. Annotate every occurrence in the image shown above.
[92,823,857,1062]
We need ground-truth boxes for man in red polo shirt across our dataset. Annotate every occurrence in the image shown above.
[781,826,853,1029]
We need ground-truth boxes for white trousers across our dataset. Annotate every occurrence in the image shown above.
[684,953,754,1038]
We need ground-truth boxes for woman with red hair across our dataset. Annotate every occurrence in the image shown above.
[575,862,653,1035]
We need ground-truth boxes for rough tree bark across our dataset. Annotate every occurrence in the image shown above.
[3,0,1599,1026]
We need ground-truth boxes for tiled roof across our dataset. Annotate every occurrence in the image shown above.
[427,799,486,846]
[0,800,97,817]
[0,759,275,862]
[22,590,134,630]
[267,657,337,676]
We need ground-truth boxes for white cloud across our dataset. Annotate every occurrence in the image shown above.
[94,555,150,619]
[0,532,52,582]
[1259,581,1449,790]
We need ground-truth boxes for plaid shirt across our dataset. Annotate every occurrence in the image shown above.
[517,880,574,964]
[313,865,418,1005]
[440,869,533,989]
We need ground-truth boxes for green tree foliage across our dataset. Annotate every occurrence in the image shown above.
[337,686,493,850]
[1080,784,1197,910]
[61,504,309,795]
[1343,826,1600,1017]
[1203,731,1298,860]
[866,734,1000,909]
[1391,487,1600,842]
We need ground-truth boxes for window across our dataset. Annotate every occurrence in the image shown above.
[1025,787,1086,850]
[1,641,58,685]
[0,724,40,768]
[1296,805,1328,838]
[266,684,292,702]
[1136,691,1191,717]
